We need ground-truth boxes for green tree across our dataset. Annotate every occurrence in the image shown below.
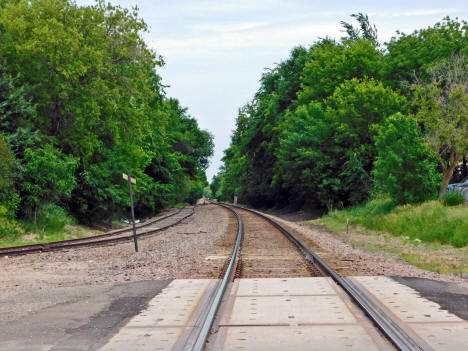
[210,173,222,198]
[21,144,78,224]
[275,103,341,208]
[372,113,441,204]
[383,17,468,92]
[298,38,382,104]
[414,54,468,198]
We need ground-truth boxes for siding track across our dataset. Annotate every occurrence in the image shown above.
[0,207,194,257]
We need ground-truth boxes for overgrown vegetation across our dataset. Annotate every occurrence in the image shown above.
[324,199,468,248]
[442,191,466,206]
[0,0,213,239]
[213,14,468,248]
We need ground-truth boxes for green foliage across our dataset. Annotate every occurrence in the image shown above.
[0,62,35,134]
[383,17,468,92]
[216,15,466,215]
[0,136,19,217]
[0,205,23,239]
[298,38,381,104]
[372,113,441,204]
[210,173,222,198]
[21,144,78,216]
[275,79,406,209]
[36,203,75,234]
[0,0,213,228]
[326,199,468,247]
[442,191,465,206]
[220,47,310,206]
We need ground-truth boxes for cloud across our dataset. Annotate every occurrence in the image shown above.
[149,21,340,56]
[191,21,269,33]
[370,8,458,17]
[161,0,291,16]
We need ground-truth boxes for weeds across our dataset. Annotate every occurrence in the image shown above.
[324,198,468,247]
[442,191,465,206]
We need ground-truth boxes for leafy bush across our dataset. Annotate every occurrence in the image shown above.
[0,206,23,239]
[442,191,465,206]
[36,203,75,233]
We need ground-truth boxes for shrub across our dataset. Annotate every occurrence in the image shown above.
[36,203,75,233]
[442,191,465,206]
[0,205,23,239]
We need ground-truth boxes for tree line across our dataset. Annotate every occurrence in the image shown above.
[212,15,467,210]
[0,0,213,236]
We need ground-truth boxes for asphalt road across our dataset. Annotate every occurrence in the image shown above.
[392,276,468,321]
[0,280,171,351]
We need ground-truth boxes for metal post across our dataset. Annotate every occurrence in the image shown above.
[127,173,138,252]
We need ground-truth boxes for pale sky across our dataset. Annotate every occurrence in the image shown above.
[77,0,468,180]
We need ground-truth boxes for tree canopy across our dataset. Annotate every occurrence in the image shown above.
[0,0,213,228]
[215,15,466,210]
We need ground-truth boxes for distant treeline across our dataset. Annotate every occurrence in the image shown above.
[212,14,467,210]
[0,0,213,232]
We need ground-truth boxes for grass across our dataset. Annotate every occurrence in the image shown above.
[323,198,468,248]
[0,203,100,248]
[309,197,468,276]
[402,253,468,275]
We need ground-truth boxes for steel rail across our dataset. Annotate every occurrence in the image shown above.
[0,207,193,257]
[192,203,243,351]
[224,203,426,351]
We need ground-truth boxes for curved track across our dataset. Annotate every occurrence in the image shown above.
[193,203,426,351]
[0,207,194,257]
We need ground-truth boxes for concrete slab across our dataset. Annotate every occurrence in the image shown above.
[101,279,213,351]
[351,276,468,351]
[354,276,463,323]
[101,327,182,351]
[237,277,336,296]
[225,295,356,325]
[216,325,380,351]
[410,323,468,351]
[127,279,211,327]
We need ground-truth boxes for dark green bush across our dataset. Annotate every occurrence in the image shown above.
[442,191,465,206]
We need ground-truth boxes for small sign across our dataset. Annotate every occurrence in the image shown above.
[122,173,136,184]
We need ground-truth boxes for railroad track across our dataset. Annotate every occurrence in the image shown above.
[191,203,427,351]
[0,207,194,257]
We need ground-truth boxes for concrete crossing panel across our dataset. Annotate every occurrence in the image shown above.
[236,277,336,296]
[225,295,357,325]
[217,325,380,351]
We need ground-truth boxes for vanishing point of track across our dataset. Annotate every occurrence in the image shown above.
[192,203,427,351]
[0,207,194,257]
